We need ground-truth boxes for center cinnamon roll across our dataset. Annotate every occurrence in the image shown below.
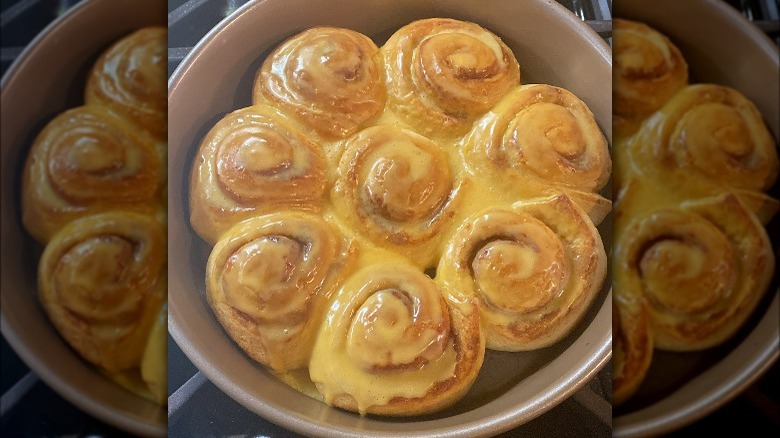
[333,125,463,266]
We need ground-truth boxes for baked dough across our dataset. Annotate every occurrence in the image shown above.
[254,27,385,138]
[192,18,610,416]
[382,18,520,138]
[437,194,607,350]
[309,261,483,415]
[332,125,464,267]
[22,106,163,243]
[617,194,773,351]
[37,212,165,373]
[206,212,355,372]
[190,105,328,244]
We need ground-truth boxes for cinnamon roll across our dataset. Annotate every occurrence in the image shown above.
[461,84,611,196]
[616,193,774,351]
[85,27,167,139]
[309,262,483,415]
[37,212,166,373]
[190,105,328,244]
[612,291,653,407]
[22,105,164,243]
[437,193,607,351]
[206,212,355,373]
[332,125,464,267]
[253,27,385,139]
[382,18,520,137]
[628,84,778,193]
[613,19,688,140]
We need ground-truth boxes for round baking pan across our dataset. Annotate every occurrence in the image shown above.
[613,0,780,436]
[168,0,613,436]
[0,0,166,436]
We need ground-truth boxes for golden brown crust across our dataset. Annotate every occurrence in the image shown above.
[332,125,464,267]
[437,194,607,351]
[254,27,385,138]
[206,212,355,373]
[85,27,167,139]
[37,212,166,373]
[309,262,484,415]
[616,194,774,351]
[189,105,328,244]
[382,18,520,137]
[461,84,611,196]
[22,106,164,243]
[628,84,778,193]
[613,19,688,141]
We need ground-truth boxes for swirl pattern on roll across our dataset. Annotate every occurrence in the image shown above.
[437,194,606,351]
[462,84,610,195]
[382,18,520,136]
[309,262,483,415]
[332,125,463,265]
[22,105,163,243]
[207,212,354,373]
[613,19,688,140]
[190,105,328,244]
[616,194,773,351]
[629,84,778,192]
[612,291,653,406]
[85,27,167,139]
[37,212,166,373]
[254,27,385,138]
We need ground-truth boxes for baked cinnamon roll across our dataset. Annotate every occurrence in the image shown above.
[382,18,520,137]
[461,84,611,197]
[628,84,778,193]
[22,105,164,243]
[37,212,166,373]
[85,27,167,139]
[206,212,355,373]
[437,193,607,351]
[190,105,328,244]
[253,27,385,138]
[332,125,464,267]
[616,193,774,351]
[612,291,653,406]
[613,19,688,140]
[309,262,483,415]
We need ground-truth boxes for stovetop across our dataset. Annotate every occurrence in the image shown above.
[1,0,778,436]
